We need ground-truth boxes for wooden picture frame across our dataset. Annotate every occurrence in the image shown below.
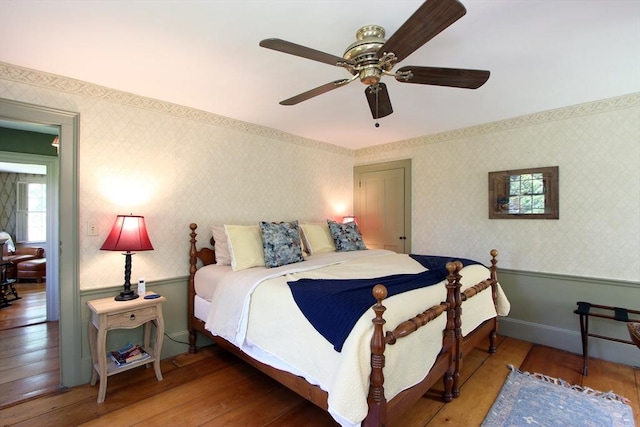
[488,166,559,219]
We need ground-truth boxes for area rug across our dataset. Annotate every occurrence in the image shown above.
[482,365,635,427]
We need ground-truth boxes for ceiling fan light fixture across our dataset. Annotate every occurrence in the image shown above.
[343,25,396,86]
[360,66,382,86]
[343,25,386,63]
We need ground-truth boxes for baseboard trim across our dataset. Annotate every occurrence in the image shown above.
[500,317,639,368]
[499,268,639,289]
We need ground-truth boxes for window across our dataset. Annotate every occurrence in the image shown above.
[507,173,546,214]
[488,166,559,219]
[16,181,47,242]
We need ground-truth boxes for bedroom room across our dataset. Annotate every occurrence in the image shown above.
[1,0,638,426]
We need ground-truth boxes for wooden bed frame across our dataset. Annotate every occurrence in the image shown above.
[187,223,499,426]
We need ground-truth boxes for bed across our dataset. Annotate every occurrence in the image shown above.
[187,222,510,426]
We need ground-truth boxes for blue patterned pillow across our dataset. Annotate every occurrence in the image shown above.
[259,221,304,268]
[327,220,367,252]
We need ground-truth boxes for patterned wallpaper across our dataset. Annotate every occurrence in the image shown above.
[0,172,18,237]
[356,94,640,281]
[0,62,353,290]
[1,61,638,285]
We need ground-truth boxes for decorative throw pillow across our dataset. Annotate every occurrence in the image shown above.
[299,223,336,254]
[259,221,304,268]
[224,224,266,271]
[0,231,15,253]
[210,225,231,266]
[327,220,367,252]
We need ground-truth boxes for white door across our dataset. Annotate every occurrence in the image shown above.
[354,160,411,253]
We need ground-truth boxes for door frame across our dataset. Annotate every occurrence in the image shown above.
[354,159,412,253]
[1,98,81,387]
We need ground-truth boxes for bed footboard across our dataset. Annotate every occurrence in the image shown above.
[365,261,462,426]
[452,249,499,396]
[460,249,499,354]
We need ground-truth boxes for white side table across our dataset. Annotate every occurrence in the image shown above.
[87,292,166,403]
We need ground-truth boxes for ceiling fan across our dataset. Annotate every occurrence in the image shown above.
[259,0,490,122]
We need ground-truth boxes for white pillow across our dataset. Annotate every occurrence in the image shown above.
[299,223,336,254]
[0,231,15,253]
[225,224,265,271]
[210,226,231,266]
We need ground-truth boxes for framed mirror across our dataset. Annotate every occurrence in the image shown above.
[488,166,559,219]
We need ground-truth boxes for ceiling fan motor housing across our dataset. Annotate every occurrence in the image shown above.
[343,25,393,85]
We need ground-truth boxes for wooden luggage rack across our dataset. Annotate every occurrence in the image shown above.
[574,301,640,375]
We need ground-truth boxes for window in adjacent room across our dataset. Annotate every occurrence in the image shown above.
[16,180,47,242]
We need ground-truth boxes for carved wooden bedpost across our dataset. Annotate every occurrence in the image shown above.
[365,284,388,427]
[452,260,463,398]
[442,262,457,402]
[489,249,499,354]
[188,223,199,353]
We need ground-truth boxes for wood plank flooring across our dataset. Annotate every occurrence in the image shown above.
[1,334,638,427]
[1,284,638,426]
[0,281,61,408]
[0,281,47,329]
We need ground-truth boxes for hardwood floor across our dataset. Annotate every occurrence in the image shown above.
[1,331,638,426]
[1,284,638,425]
[0,281,60,408]
[0,281,47,329]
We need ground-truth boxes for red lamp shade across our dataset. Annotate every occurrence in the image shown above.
[100,215,153,252]
[101,215,153,301]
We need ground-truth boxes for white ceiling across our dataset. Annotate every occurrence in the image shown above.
[1,1,639,150]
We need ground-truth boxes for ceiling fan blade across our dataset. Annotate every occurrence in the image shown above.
[365,83,393,119]
[379,0,466,63]
[280,79,353,105]
[260,38,354,67]
[396,66,490,89]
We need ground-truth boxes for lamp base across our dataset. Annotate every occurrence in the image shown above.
[114,290,139,301]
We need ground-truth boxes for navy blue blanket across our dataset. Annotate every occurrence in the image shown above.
[287,254,481,352]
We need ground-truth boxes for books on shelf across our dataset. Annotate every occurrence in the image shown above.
[108,343,150,367]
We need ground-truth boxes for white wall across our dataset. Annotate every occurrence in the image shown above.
[0,62,354,290]
[4,61,636,284]
[355,93,640,366]
[356,93,640,282]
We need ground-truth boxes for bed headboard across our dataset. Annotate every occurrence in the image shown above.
[189,223,216,268]
[188,223,215,352]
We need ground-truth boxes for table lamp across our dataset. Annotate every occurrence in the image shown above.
[100,214,153,301]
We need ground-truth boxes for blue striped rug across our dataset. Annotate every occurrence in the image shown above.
[482,365,635,427]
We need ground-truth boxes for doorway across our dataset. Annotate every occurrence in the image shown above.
[0,149,59,322]
[354,159,412,253]
[1,97,81,388]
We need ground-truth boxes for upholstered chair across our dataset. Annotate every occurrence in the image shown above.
[0,232,45,280]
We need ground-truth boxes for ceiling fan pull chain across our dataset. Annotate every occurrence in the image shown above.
[374,84,380,128]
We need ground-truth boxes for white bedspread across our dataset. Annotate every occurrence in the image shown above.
[200,250,509,426]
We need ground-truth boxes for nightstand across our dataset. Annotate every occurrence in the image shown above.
[87,292,166,403]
